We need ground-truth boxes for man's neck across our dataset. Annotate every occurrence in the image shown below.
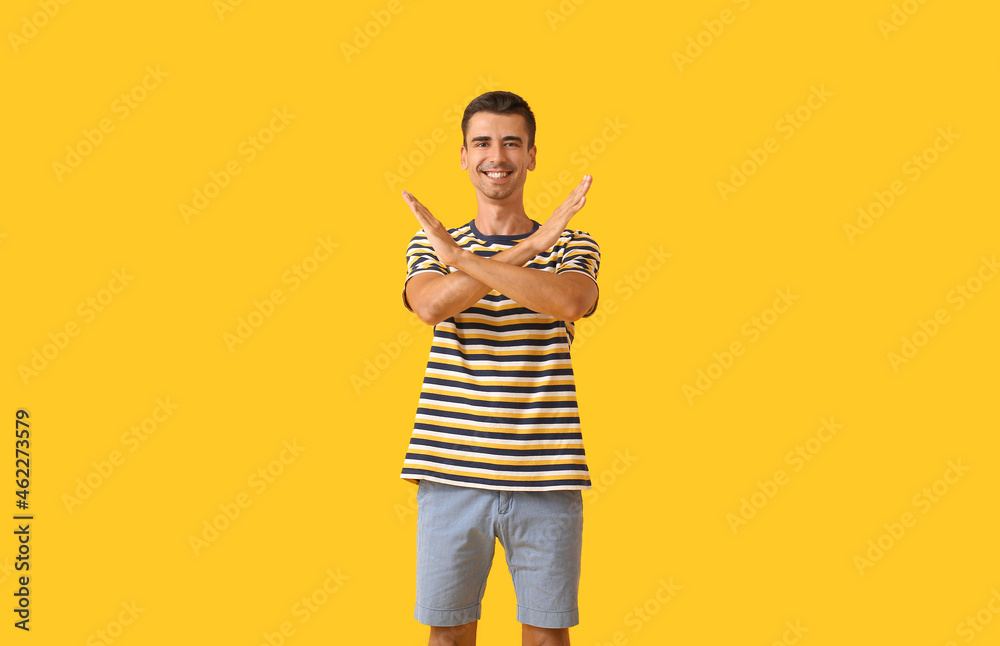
[474,200,533,236]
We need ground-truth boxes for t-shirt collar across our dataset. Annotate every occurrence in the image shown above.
[468,218,540,243]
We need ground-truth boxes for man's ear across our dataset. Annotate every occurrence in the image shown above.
[460,145,468,170]
[528,145,537,171]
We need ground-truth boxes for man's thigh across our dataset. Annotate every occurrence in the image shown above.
[415,480,498,627]
[500,489,584,629]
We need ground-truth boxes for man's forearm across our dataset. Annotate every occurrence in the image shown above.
[452,249,595,322]
[407,235,545,324]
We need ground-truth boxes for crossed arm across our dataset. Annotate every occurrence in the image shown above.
[402,176,598,326]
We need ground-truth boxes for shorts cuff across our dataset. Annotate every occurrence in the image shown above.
[517,605,579,629]
[415,601,482,627]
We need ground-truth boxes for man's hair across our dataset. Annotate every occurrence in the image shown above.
[461,91,536,150]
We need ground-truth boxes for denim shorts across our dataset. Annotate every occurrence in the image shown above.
[414,479,584,629]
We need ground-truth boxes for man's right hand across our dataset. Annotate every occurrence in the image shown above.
[527,174,592,253]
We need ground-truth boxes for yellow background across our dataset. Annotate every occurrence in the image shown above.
[2,0,998,643]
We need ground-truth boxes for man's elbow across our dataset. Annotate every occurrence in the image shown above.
[406,282,445,326]
[411,297,451,326]
[560,297,597,323]
[561,285,598,322]
[413,302,444,326]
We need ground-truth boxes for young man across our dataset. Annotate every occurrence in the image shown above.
[400,90,600,646]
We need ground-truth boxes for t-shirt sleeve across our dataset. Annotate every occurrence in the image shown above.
[402,229,449,312]
[555,230,601,317]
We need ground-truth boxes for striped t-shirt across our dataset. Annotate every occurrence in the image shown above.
[400,219,600,491]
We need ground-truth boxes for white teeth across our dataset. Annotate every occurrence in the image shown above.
[486,171,509,178]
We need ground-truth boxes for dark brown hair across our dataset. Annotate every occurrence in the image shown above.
[461,91,536,149]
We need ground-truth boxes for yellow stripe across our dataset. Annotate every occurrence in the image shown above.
[401,463,587,482]
[418,402,577,419]
[422,373,577,388]
[420,386,576,402]
[433,344,558,357]
[411,447,587,466]
[411,431,583,451]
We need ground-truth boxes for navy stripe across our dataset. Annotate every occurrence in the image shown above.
[419,392,577,409]
[416,407,580,426]
[463,305,540,317]
[451,320,560,332]
[429,346,571,362]
[425,362,574,378]
[413,422,583,441]
[421,376,576,394]
[401,468,591,489]
[433,331,559,347]
[523,258,559,270]
[409,437,586,456]
[405,453,586,472]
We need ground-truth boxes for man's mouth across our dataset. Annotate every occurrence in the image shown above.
[481,170,512,180]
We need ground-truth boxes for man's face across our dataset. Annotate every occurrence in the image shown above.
[460,111,536,202]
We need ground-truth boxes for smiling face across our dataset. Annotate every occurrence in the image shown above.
[460,111,536,202]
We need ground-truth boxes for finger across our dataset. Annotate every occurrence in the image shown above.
[555,182,589,218]
[404,198,430,228]
[402,190,420,215]
[568,174,591,194]
[404,191,436,221]
[402,192,436,228]
[403,190,428,212]
[561,175,591,210]
[404,200,422,223]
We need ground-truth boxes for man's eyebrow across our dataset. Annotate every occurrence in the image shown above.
[470,135,524,143]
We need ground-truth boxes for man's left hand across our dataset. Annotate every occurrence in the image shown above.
[402,190,464,267]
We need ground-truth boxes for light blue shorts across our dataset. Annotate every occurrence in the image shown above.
[414,479,584,629]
